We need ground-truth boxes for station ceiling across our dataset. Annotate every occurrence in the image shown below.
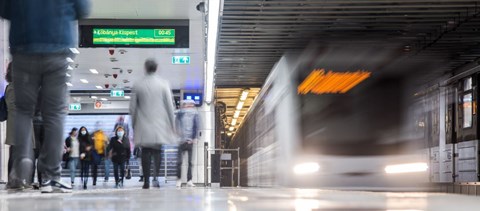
[215,0,480,87]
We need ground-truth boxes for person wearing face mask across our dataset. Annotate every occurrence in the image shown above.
[107,126,131,188]
[78,126,92,189]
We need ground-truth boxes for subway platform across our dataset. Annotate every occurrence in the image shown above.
[1,177,480,211]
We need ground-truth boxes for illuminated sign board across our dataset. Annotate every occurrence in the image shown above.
[79,23,189,48]
[298,69,371,95]
[111,90,125,97]
[93,28,175,45]
[172,56,190,64]
[69,103,81,111]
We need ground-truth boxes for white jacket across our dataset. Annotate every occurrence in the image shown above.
[130,74,176,149]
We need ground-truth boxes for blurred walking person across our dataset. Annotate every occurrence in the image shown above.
[0,0,91,193]
[130,59,176,189]
[175,99,200,188]
[78,126,92,189]
[92,121,107,185]
[108,127,131,188]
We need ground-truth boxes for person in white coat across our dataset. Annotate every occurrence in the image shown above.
[130,58,176,189]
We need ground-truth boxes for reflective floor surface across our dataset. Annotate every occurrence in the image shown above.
[1,179,479,211]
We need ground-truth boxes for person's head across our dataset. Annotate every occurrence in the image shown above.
[182,99,196,108]
[5,62,12,83]
[95,121,103,131]
[144,58,158,74]
[79,126,89,136]
[117,115,125,123]
[115,126,125,138]
[70,127,78,137]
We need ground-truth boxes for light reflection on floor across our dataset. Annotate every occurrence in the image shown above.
[0,182,479,211]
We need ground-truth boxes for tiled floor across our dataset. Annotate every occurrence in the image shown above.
[1,178,480,211]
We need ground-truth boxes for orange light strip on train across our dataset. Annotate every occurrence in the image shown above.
[298,69,371,95]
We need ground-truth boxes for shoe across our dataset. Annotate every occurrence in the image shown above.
[41,180,73,193]
[176,179,182,188]
[104,179,108,183]
[83,183,87,190]
[93,183,96,186]
[7,158,34,191]
[139,176,144,182]
[186,180,196,187]
[143,182,150,189]
[152,180,160,188]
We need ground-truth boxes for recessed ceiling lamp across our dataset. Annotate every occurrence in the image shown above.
[95,86,103,89]
[69,48,80,54]
[91,96,98,99]
[80,79,89,84]
[229,127,235,131]
[236,101,244,110]
[231,118,237,126]
[66,57,74,63]
[66,82,73,87]
[67,65,73,70]
[66,73,71,77]
[101,98,108,101]
[124,96,131,99]
[89,69,99,74]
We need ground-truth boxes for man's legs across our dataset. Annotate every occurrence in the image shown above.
[152,148,162,187]
[10,55,42,188]
[37,54,69,182]
[141,148,152,185]
[186,144,193,182]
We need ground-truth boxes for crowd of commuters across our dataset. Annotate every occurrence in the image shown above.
[1,0,200,193]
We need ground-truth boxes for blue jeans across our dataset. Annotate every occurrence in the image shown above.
[69,157,79,183]
[104,158,112,180]
[11,52,70,182]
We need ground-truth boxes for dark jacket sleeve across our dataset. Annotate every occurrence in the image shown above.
[124,137,131,159]
[65,137,72,148]
[73,0,91,19]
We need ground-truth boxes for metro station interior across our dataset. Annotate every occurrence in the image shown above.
[1,0,480,210]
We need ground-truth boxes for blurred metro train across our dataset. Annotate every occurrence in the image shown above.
[229,42,436,190]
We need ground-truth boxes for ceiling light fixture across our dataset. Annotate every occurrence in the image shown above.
[101,98,108,101]
[231,118,237,126]
[124,96,131,99]
[66,57,74,63]
[69,48,80,54]
[95,86,103,89]
[229,127,235,131]
[236,101,244,110]
[66,82,73,87]
[66,73,71,77]
[240,89,250,101]
[204,0,222,104]
[89,69,99,74]
[80,79,89,84]
[233,110,240,118]
[91,96,98,99]
[67,66,73,70]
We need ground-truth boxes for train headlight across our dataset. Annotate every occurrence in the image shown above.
[384,162,428,174]
[293,162,320,175]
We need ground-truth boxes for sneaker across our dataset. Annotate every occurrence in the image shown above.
[152,180,160,188]
[142,182,150,189]
[176,179,182,188]
[41,180,73,193]
[139,176,144,182]
[186,180,196,187]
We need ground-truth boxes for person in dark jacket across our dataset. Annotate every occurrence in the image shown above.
[107,126,131,188]
[78,126,92,189]
[0,0,91,193]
